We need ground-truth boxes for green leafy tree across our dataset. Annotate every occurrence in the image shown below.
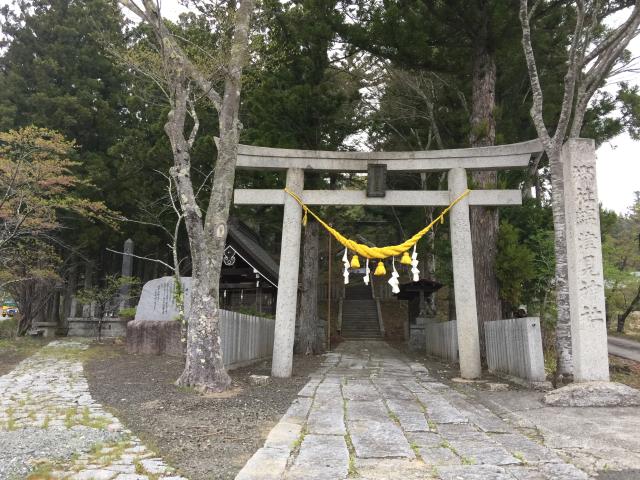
[602,194,640,333]
[495,221,536,314]
[0,126,113,333]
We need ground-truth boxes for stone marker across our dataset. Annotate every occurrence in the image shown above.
[562,139,610,382]
[119,238,134,310]
[134,276,191,321]
[249,375,270,386]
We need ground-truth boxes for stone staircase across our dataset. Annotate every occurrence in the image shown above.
[340,285,382,339]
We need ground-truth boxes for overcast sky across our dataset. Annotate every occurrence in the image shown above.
[2,1,639,214]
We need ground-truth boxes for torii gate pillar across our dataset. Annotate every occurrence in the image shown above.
[448,168,482,378]
[271,168,304,378]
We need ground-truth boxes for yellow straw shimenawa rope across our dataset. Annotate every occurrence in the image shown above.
[284,188,471,260]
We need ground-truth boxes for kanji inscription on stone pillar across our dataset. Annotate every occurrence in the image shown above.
[563,139,609,382]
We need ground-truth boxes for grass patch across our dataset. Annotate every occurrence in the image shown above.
[292,426,308,450]
[439,439,458,456]
[36,342,120,365]
[609,355,640,389]
[62,406,111,429]
[344,433,358,477]
[25,461,57,480]
[461,456,476,465]
[0,336,46,357]
[387,411,400,425]
[409,440,423,461]
[513,451,526,464]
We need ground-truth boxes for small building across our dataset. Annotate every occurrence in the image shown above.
[220,218,279,315]
[395,279,443,349]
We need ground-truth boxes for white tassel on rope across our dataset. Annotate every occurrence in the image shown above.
[342,249,350,284]
[411,245,420,282]
[363,258,370,286]
[388,256,400,294]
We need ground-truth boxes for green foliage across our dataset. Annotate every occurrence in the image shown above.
[602,194,640,324]
[117,307,136,319]
[76,275,140,317]
[0,127,116,330]
[0,316,18,339]
[495,222,536,309]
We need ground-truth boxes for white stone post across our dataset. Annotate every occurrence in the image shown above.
[271,168,304,378]
[563,139,610,382]
[448,168,482,379]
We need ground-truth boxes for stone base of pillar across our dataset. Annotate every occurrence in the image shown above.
[544,381,640,407]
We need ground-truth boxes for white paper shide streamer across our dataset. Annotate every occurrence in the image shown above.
[363,258,370,286]
[411,245,420,282]
[342,249,350,284]
[387,256,400,294]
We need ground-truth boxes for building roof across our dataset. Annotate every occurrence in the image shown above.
[227,218,279,285]
[395,279,443,300]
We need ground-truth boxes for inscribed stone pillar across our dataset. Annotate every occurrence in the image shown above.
[272,168,304,378]
[448,168,482,379]
[562,139,610,382]
[119,238,134,310]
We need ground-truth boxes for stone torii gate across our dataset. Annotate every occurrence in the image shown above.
[233,138,610,383]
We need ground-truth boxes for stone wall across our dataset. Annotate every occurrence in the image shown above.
[67,318,129,338]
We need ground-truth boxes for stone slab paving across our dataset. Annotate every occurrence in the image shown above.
[235,340,592,480]
[0,340,186,480]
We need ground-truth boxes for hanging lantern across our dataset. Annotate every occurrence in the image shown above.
[374,261,387,276]
[350,254,361,269]
[400,251,412,265]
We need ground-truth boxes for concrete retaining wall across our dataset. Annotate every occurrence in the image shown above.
[126,310,275,370]
[484,317,546,382]
[68,318,129,338]
[425,320,458,362]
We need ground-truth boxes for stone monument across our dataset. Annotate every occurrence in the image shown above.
[128,276,192,356]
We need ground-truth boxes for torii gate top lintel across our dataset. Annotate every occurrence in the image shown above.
[234,139,544,172]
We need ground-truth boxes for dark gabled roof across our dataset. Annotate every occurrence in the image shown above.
[227,218,279,285]
[395,279,443,300]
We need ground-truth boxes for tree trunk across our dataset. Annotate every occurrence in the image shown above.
[469,20,501,361]
[548,149,573,379]
[297,221,321,354]
[616,285,640,333]
[175,0,254,393]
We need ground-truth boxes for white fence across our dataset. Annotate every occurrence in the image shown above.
[484,317,546,382]
[425,320,458,362]
[220,310,275,369]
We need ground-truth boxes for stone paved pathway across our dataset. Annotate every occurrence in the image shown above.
[236,340,591,480]
[0,340,186,480]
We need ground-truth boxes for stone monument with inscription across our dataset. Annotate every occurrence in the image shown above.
[563,139,609,382]
[134,276,192,321]
[128,276,192,356]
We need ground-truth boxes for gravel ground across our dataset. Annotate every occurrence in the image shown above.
[84,345,323,480]
[0,426,123,479]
